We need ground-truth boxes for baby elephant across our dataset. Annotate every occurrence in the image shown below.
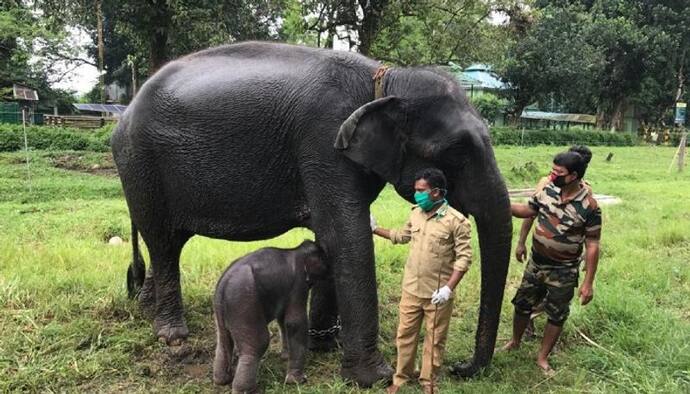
[213,240,327,393]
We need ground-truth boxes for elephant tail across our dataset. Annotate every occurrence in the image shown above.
[126,221,146,298]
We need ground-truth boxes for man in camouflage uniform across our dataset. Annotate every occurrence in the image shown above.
[515,146,593,338]
[502,150,602,374]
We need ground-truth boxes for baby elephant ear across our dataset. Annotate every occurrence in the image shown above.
[334,96,406,184]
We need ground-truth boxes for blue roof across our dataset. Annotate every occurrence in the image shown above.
[74,103,127,114]
[461,63,508,90]
[448,63,508,90]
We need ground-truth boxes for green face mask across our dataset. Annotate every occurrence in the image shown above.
[414,190,444,212]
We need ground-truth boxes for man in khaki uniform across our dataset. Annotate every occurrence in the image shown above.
[371,168,472,394]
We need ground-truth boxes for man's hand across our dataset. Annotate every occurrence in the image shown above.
[511,203,538,218]
[579,283,594,305]
[369,214,377,232]
[515,242,527,262]
[431,286,452,305]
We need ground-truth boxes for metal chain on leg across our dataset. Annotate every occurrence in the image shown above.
[308,317,341,339]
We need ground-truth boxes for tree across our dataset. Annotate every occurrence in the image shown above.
[371,0,509,66]
[500,3,601,121]
[501,0,690,130]
[0,0,76,111]
[38,0,285,93]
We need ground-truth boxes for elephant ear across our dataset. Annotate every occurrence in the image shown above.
[334,96,406,183]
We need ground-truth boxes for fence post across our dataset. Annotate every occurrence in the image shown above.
[678,132,687,172]
[668,131,688,172]
[22,108,32,193]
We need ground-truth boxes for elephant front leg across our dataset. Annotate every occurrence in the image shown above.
[308,276,340,352]
[317,217,393,387]
[282,304,309,385]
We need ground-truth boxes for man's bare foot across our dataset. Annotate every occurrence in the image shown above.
[536,358,555,376]
[497,339,520,352]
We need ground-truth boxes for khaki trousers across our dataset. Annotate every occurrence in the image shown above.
[393,290,454,387]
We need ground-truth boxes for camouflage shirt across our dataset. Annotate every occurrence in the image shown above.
[528,182,602,264]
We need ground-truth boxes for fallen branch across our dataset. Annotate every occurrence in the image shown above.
[531,368,562,389]
[573,326,617,357]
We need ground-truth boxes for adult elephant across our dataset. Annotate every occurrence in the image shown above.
[112,41,512,386]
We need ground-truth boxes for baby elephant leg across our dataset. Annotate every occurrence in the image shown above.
[230,316,270,393]
[212,313,234,385]
[282,302,309,385]
[278,319,289,361]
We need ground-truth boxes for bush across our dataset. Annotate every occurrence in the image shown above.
[0,124,114,152]
[490,127,638,146]
[469,93,508,124]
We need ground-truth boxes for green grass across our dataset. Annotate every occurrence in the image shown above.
[1,147,689,393]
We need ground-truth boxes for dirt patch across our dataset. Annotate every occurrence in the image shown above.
[0,156,28,165]
[50,153,118,177]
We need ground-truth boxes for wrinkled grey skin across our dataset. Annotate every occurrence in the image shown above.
[112,41,512,385]
[213,240,326,393]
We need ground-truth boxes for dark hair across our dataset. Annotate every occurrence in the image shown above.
[569,145,592,164]
[553,151,587,179]
[414,168,447,190]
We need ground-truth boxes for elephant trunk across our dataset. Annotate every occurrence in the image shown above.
[451,155,512,377]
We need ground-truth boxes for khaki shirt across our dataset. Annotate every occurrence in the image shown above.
[389,202,472,298]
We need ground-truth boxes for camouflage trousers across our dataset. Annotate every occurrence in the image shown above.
[511,253,579,326]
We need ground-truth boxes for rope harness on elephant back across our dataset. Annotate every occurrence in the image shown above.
[373,65,390,99]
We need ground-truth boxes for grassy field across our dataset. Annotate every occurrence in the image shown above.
[1,146,689,393]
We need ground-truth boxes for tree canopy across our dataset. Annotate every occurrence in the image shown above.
[0,0,687,128]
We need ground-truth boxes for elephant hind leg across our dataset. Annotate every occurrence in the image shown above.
[213,313,235,385]
[228,296,270,393]
[137,268,156,317]
[126,222,146,298]
[142,230,192,345]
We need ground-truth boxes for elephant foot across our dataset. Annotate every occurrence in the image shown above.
[232,386,260,394]
[308,334,339,352]
[448,360,480,379]
[284,370,306,384]
[341,351,393,387]
[213,371,233,386]
[154,318,189,346]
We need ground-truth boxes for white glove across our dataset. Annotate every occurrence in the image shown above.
[370,214,377,232]
[431,285,452,305]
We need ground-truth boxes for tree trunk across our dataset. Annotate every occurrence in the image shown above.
[131,62,138,97]
[96,0,105,103]
[357,0,389,56]
[609,98,626,132]
[148,0,171,72]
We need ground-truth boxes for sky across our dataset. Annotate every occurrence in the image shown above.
[50,27,99,95]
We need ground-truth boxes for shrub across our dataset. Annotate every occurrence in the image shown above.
[470,93,508,124]
[0,124,114,152]
[490,127,638,146]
